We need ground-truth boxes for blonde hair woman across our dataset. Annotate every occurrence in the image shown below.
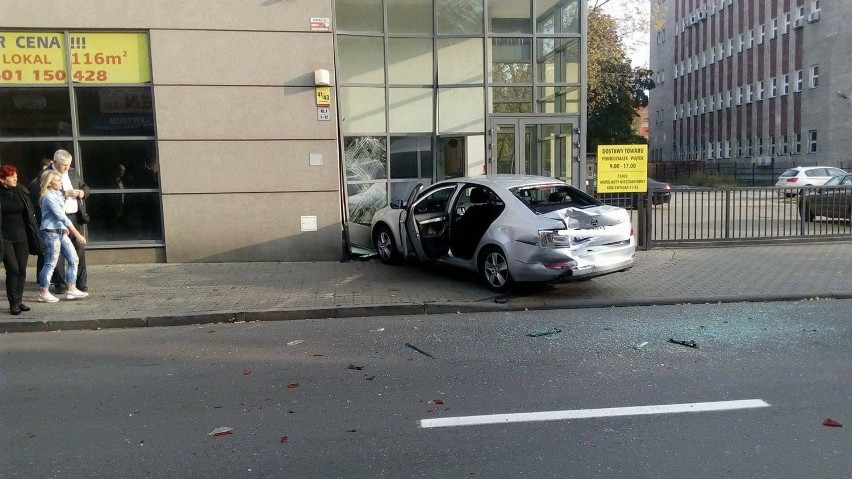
[36,171,88,303]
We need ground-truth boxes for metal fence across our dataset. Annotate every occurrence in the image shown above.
[634,185,852,248]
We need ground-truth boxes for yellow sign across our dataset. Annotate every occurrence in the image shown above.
[0,31,151,84]
[596,144,648,193]
[315,86,330,106]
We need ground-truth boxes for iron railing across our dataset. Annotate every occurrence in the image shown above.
[632,186,852,248]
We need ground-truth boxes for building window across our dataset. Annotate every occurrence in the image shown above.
[784,13,791,34]
[748,29,754,49]
[726,38,733,56]
[808,130,817,153]
[726,90,732,107]
[757,81,764,101]
[737,86,743,105]
[746,84,753,103]
[747,138,753,156]
[738,33,744,52]
[757,25,765,44]
[794,133,802,154]
[769,78,777,98]
[0,31,160,244]
[795,70,803,92]
[724,139,731,158]
[810,65,819,88]
[736,138,742,157]
[769,136,776,155]
[782,74,790,95]
[757,137,764,155]
[771,18,778,39]
[781,135,788,155]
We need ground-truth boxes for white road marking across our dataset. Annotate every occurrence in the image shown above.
[419,399,770,428]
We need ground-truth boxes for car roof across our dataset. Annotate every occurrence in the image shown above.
[434,174,568,190]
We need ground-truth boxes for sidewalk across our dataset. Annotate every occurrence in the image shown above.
[2,243,850,333]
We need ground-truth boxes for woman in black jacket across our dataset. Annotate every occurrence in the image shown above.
[0,165,45,314]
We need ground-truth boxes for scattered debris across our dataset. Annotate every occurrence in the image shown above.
[633,341,649,351]
[280,435,289,443]
[823,418,843,427]
[26,433,36,439]
[494,296,509,304]
[312,354,324,357]
[364,375,376,381]
[208,427,233,437]
[526,328,562,338]
[287,383,300,389]
[242,369,253,376]
[374,328,385,332]
[346,429,357,433]
[404,342,434,358]
[428,399,444,405]
[287,340,304,346]
[348,364,364,370]
[668,338,698,349]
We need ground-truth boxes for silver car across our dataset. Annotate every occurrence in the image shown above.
[370,175,636,292]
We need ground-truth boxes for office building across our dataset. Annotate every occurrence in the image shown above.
[1,0,588,263]
[648,0,851,167]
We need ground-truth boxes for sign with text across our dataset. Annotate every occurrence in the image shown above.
[596,144,648,193]
[315,86,330,106]
[0,31,151,84]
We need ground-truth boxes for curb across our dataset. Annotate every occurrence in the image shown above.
[2,292,850,334]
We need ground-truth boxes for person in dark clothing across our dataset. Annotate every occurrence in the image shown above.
[0,165,45,315]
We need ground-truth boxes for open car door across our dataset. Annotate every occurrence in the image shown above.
[404,184,456,260]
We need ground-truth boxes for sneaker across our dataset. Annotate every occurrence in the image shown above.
[38,292,60,303]
[66,290,89,300]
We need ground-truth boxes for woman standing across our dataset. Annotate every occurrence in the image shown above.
[37,171,89,303]
[0,165,44,314]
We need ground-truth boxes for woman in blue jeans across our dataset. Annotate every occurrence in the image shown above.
[37,171,89,303]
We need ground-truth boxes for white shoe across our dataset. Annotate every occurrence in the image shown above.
[66,290,89,300]
[38,292,60,303]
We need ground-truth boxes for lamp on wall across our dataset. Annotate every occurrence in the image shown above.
[314,69,331,86]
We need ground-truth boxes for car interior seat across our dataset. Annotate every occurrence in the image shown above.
[451,187,503,260]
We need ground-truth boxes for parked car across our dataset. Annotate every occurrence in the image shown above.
[775,166,848,188]
[798,174,852,222]
[370,175,636,292]
[592,177,672,208]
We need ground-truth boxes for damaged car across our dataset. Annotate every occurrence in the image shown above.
[370,175,636,292]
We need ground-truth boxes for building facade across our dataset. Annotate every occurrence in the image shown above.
[648,0,851,167]
[1,0,587,263]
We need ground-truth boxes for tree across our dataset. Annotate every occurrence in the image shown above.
[586,9,655,153]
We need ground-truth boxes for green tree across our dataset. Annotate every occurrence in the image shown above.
[586,9,655,153]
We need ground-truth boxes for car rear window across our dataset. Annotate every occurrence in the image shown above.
[780,169,799,177]
[510,184,601,214]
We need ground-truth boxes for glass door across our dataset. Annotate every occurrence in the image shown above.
[488,117,576,184]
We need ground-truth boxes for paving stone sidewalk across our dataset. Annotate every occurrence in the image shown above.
[1,243,850,333]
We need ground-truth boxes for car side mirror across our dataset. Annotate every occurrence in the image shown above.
[390,199,406,209]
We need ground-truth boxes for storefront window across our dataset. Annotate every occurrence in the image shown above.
[0,31,159,245]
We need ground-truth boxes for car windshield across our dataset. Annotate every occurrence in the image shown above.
[510,184,601,214]
[823,175,843,186]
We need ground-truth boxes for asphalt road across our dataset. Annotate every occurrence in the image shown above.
[1,300,849,478]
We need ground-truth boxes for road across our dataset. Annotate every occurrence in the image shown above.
[1,300,850,478]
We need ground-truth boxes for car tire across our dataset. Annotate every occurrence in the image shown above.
[374,225,399,264]
[479,246,513,293]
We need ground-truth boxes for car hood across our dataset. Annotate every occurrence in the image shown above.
[541,204,630,229]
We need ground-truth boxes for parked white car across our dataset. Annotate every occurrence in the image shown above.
[370,175,636,292]
[775,166,848,188]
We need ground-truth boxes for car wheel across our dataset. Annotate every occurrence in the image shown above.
[479,246,513,293]
[374,225,399,264]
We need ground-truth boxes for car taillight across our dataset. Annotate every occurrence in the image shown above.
[538,230,574,248]
[786,177,798,183]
